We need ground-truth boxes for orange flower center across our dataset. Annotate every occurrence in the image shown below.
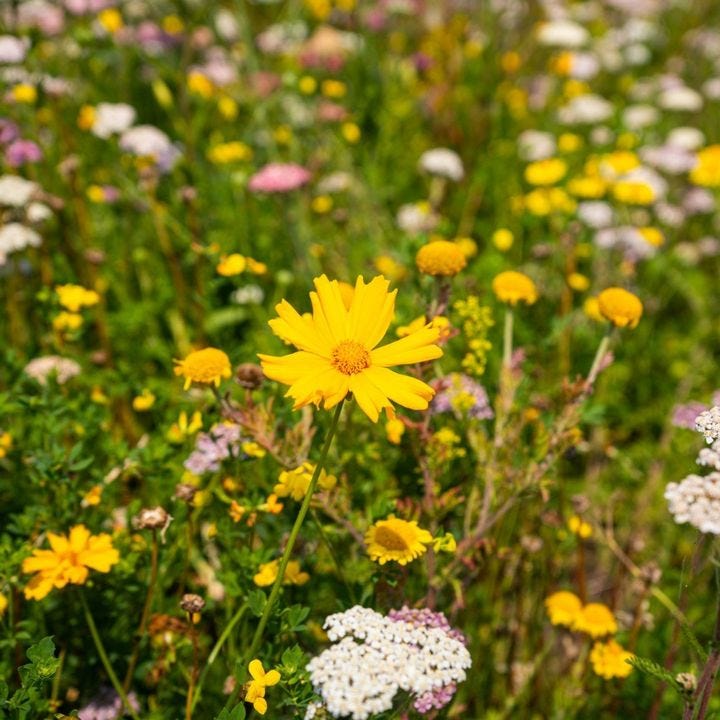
[331,340,371,375]
[373,527,409,551]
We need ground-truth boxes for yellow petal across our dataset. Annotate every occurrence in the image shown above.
[253,697,268,715]
[47,532,69,554]
[249,659,265,681]
[68,525,91,553]
[364,367,435,410]
[311,275,349,342]
[270,300,332,355]
[347,276,396,348]
[263,669,281,686]
[348,372,393,422]
[371,327,443,367]
[259,352,330,386]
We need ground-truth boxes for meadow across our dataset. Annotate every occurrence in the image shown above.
[2,0,720,718]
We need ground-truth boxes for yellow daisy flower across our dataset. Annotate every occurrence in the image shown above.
[416,240,467,277]
[573,602,617,638]
[597,287,643,328]
[174,348,232,390]
[364,515,433,565]
[259,275,442,422]
[590,640,634,679]
[492,271,538,305]
[545,590,583,627]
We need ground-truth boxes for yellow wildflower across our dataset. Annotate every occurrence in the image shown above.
[690,145,720,187]
[132,389,156,412]
[56,284,100,312]
[259,275,442,422]
[253,560,309,587]
[341,122,361,143]
[374,255,406,282]
[590,640,634,679]
[207,141,252,164]
[311,195,333,214]
[174,348,232,390]
[167,411,203,443]
[321,79,346,98]
[597,287,643,328]
[0,432,12,459]
[524,158,567,186]
[545,590,582,628]
[492,271,538,305]
[416,240,467,277]
[567,273,590,292]
[365,515,433,565]
[98,8,123,33]
[574,603,617,638]
[568,515,592,538]
[187,71,215,99]
[81,485,103,507]
[492,228,514,251]
[245,659,281,716]
[241,441,267,458]
[53,312,83,333]
[274,462,336,501]
[217,254,247,276]
[612,180,655,205]
[386,417,405,444]
[258,494,284,514]
[23,525,119,601]
[12,84,37,104]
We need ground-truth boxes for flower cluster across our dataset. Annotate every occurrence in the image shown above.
[306,606,471,719]
[183,422,244,474]
[665,473,720,535]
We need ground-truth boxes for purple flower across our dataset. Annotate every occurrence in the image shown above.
[79,688,140,720]
[5,139,42,167]
[0,119,19,145]
[672,401,709,429]
[431,373,493,420]
[184,423,244,474]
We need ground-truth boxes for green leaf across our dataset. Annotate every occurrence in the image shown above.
[19,636,60,686]
[247,590,267,617]
[215,704,246,720]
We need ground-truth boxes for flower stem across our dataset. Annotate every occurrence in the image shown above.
[190,602,248,713]
[224,399,345,710]
[587,328,612,387]
[80,590,140,720]
[502,308,513,369]
[123,530,159,692]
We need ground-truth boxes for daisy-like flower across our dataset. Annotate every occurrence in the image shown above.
[590,640,634,679]
[22,525,119,601]
[573,602,618,638]
[259,275,442,422]
[492,271,538,305]
[544,590,583,627]
[416,239,467,277]
[597,287,643,328]
[365,515,433,565]
[274,462,336,501]
[174,348,232,390]
[245,659,281,715]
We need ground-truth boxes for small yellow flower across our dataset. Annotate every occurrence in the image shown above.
[612,180,655,205]
[246,257,267,275]
[601,151,640,177]
[567,273,590,292]
[174,348,232,390]
[81,485,103,507]
[365,515,433,565]
[53,312,83,333]
[216,254,247,276]
[321,79,346,98]
[0,594,7,616]
[501,51,521,74]
[161,14,184,34]
[492,228,514,251]
[311,195,333,214]
[638,227,664,247]
[524,158,567,186]
[455,237,478,258]
[690,145,720,187]
[374,255,406,282]
[341,122,361,144]
[558,133,582,153]
[56,284,100,312]
[386,417,405,444]
[86,185,106,203]
[299,76,317,94]
[590,640,634,679]
[245,659,281,716]
[492,271,538,305]
[12,84,37,104]
[567,175,607,198]
[77,105,96,130]
[98,8,123,34]
[23,525,120,601]
[132,389,156,412]
[241,441,266,458]
[207,141,252,165]
[416,240,467,277]
[253,559,308,587]
[217,95,238,120]
[568,515,592,538]
[258,494,283,514]
[187,71,215,99]
[274,462,336,501]
[583,297,605,323]
[545,590,582,627]
[432,532,457,553]
[167,411,203,443]
[90,387,109,405]
[229,501,246,523]
[597,287,643,328]
[0,432,12,459]
[574,603,617,638]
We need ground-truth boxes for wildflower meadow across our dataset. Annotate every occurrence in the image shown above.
[4,0,720,718]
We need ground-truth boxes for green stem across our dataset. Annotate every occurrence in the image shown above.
[191,603,248,713]
[80,591,140,720]
[224,400,345,710]
[502,308,513,369]
[587,328,612,386]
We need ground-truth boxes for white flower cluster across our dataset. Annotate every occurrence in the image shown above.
[697,440,720,471]
[665,472,720,534]
[696,406,720,443]
[306,606,471,720]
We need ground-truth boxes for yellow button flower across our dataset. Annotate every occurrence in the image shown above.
[364,515,433,565]
[524,157,567,186]
[416,240,467,277]
[216,254,247,276]
[174,348,232,390]
[690,145,720,187]
[574,602,617,638]
[590,640,634,679]
[545,590,582,628]
[56,284,100,312]
[492,228,514,251]
[597,287,642,328]
[492,271,538,305]
[132,389,156,412]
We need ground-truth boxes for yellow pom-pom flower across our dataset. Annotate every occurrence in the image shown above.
[259,275,442,422]
[492,271,538,305]
[524,157,567,186]
[174,348,232,390]
[574,602,617,638]
[690,145,720,187]
[416,240,467,277]
[364,515,433,565]
[590,640,634,679]
[545,590,583,628]
[597,287,643,328]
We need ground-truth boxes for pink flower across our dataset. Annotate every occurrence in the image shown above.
[5,139,42,167]
[248,163,311,193]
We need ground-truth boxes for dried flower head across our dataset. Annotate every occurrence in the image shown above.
[180,593,205,614]
[235,362,265,389]
[133,506,172,533]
